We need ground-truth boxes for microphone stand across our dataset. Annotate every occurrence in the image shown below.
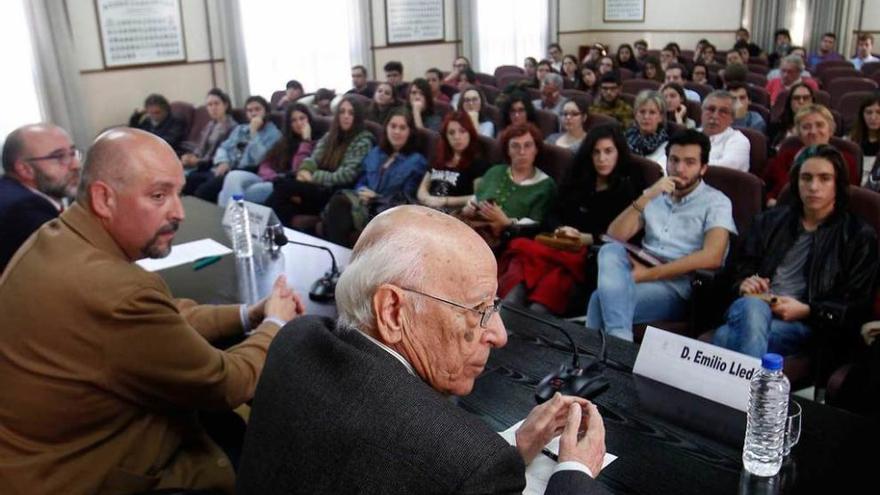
[271,228,340,303]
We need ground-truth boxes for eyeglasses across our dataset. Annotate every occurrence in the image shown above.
[703,105,732,116]
[400,287,502,328]
[791,94,812,102]
[25,148,81,167]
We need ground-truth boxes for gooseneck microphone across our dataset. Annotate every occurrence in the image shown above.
[272,229,340,303]
[501,304,610,403]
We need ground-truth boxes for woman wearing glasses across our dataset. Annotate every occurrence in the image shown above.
[768,82,814,150]
[457,87,496,138]
[545,99,588,151]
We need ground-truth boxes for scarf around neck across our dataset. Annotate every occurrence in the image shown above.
[625,124,668,156]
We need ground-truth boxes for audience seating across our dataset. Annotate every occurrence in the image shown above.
[584,113,620,132]
[475,72,497,87]
[814,60,856,78]
[827,77,879,107]
[476,135,503,164]
[536,143,574,184]
[819,68,861,90]
[836,91,877,133]
[746,84,770,108]
[434,101,452,119]
[735,126,769,177]
[493,65,524,79]
[618,68,634,80]
[441,83,459,99]
[364,120,383,142]
[480,84,501,105]
[526,87,541,101]
[748,102,771,127]
[496,74,530,90]
[770,88,831,121]
[184,105,211,144]
[269,90,286,108]
[483,104,502,132]
[312,116,332,137]
[684,99,702,125]
[561,89,592,104]
[861,61,880,77]
[748,63,770,75]
[622,79,660,95]
[631,154,664,184]
[745,72,768,88]
[230,108,247,124]
[344,92,372,110]
[534,109,560,138]
[684,82,712,100]
[778,136,863,184]
[267,111,285,131]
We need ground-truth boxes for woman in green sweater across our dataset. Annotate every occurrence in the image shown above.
[268,96,374,226]
[460,122,556,248]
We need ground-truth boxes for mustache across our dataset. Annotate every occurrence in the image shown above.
[156,221,180,235]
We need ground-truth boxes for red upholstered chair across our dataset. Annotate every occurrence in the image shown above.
[434,101,452,120]
[618,68,634,80]
[861,61,880,76]
[561,89,592,105]
[777,136,863,185]
[364,120,383,142]
[631,154,664,184]
[623,78,660,95]
[820,68,861,90]
[185,105,210,144]
[483,104,502,133]
[170,101,195,139]
[534,109,560,138]
[480,84,501,105]
[267,111,285,131]
[496,74,530,90]
[526,87,541,101]
[311,116,332,138]
[746,84,770,108]
[685,99,702,125]
[344,92,372,110]
[745,72,768,88]
[536,143,574,184]
[584,113,620,132]
[269,90,286,108]
[735,126,769,177]
[494,65,524,79]
[748,102,771,127]
[836,91,876,133]
[814,60,856,78]
[748,63,770,75]
[415,128,440,163]
[440,83,458,100]
[827,77,879,107]
[476,135,503,164]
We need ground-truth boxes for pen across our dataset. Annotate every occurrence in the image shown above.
[193,255,223,271]
[541,448,558,462]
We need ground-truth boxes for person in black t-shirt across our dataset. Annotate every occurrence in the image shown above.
[416,111,489,213]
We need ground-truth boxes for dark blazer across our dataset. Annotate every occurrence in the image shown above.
[0,176,58,273]
[238,316,606,494]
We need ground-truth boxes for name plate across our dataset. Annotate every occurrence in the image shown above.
[221,200,274,239]
[633,327,762,411]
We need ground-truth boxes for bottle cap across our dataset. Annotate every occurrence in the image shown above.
[232,194,244,201]
[761,353,783,371]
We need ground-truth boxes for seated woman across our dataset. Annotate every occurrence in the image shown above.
[640,56,664,83]
[218,103,321,207]
[459,123,556,249]
[267,97,374,227]
[764,104,860,206]
[366,82,402,125]
[561,55,581,89]
[626,90,669,168]
[322,108,428,247]
[407,78,442,131]
[457,87,496,137]
[417,111,490,212]
[545,99,588,151]
[425,68,451,105]
[180,88,238,172]
[185,95,281,202]
[848,94,880,187]
[498,124,646,315]
[498,91,537,132]
[768,82,814,150]
[578,63,599,96]
[616,43,641,73]
[661,83,696,129]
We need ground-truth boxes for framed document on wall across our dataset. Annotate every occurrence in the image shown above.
[386,0,444,45]
[604,0,646,22]
[96,0,187,68]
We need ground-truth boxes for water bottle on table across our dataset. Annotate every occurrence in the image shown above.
[743,353,790,476]
[230,194,253,259]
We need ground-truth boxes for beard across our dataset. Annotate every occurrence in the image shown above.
[33,166,77,201]
[141,221,180,259]
[673,174,702,192]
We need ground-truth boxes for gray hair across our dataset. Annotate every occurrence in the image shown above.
[335,226,426,331]
[781,54,805,71]
[703,90,734,108]
[542,72,564,88]
[635,90,667,115]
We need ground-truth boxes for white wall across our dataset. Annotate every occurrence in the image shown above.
[69,0,226,136]
[557,0,741,57]
[371,0,460,80]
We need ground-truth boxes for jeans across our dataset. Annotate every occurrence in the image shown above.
[585,243,690,341]
[218,170,274,208]
[712,296,812,358]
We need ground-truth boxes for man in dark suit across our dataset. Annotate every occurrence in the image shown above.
[238,205,610,494]
[0,124,81,272]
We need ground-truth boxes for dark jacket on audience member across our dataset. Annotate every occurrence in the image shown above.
[730,205,878,337]
[128,112,188,155]
[236,315,608,494]
[0,176,59,273]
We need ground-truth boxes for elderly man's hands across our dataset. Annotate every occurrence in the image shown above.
[515,393,589,464]
[558,401,606,477]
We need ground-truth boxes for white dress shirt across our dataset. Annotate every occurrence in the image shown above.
[702,126,751,172]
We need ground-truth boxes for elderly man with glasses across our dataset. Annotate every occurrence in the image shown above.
[238,205,611,495]
[0,123,81,272]
[699,90,751,172]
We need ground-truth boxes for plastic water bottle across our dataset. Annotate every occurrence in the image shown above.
[743,353,790,476]
[230,194,253,258]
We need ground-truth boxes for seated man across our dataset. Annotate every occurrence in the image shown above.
[590,72,633,128]
[237,205,609,494]
[0,124,80,273]
[766,55,819,106]
[128,93,187,154]
[850,33,880,71]
[700,90,751,172]
[586,130,736,341]
[347,65,375,98]
[275,79,304,110]
[384,60,404,86]
[0,128,305,494]
[713,145,878,358]
[728,82,767,133]
[664,64,701,102]
[807,32,844,69]
[532,72,569,116]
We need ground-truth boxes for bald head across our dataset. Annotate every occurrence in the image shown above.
[356,205,488,259]
[76,128,178,205]
[2,123,70,174]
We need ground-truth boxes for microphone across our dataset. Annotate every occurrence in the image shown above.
[501,304,610,403]
[271,228,340,303]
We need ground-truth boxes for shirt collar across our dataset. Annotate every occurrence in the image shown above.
[25,185,63,212]
[663,179,706,206]
[358,329,416,376]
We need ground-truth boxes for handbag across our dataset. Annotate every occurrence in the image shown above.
[534,233,585,252]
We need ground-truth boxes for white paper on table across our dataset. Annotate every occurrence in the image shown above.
[498,420,617,494]
[136,238,232,272]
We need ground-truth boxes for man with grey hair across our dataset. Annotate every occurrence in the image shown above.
[238,205,610,494]
[0,123,80,272]
[533,72,569,116]
[699,90,751,172]
[766,53,819,106]
[0,128,304,494]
